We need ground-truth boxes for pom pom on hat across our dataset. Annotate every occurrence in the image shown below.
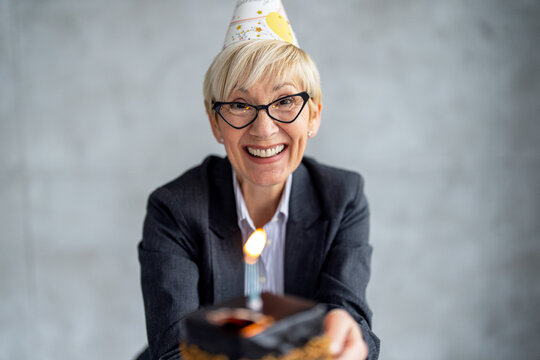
[223,0,299,48]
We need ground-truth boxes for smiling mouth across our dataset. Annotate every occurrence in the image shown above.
[246,144,286,158]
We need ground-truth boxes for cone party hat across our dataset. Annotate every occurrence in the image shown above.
[223,0,299,48]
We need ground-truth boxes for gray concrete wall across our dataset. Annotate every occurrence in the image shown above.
[1,0,539,359]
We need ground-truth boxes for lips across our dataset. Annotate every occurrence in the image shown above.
[246,144,286,158]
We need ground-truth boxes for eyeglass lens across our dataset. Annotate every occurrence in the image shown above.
[218,94,306,128]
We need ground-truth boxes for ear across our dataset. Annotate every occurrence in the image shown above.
[308,101,322,138]
[207,111,224,143]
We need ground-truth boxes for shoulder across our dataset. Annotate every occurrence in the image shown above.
[147,155,230,213]
[142,156,232,253]
[293,156,367,220]
[301,156,365,196]
[159,155,229,192]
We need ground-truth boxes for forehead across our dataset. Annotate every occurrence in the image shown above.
[235,81,299,94]
[230,70,303,97]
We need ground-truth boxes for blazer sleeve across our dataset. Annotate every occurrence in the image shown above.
[138,187,200,360]
[314,174,381,359]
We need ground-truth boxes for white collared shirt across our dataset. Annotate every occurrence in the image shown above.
[233,171,292,295]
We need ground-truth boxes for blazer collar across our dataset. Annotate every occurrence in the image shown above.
[288,161,323,227]
[285,161,328,297]
[208,157,244,302]
[209,157,239,239]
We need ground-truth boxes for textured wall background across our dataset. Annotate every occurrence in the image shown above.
[1,0,539,359]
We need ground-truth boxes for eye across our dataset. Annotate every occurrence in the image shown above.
[272,96,297,109]
[231,103,250,110]
[279,98,293,105]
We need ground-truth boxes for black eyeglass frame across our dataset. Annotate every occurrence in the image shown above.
[212,91,310,129]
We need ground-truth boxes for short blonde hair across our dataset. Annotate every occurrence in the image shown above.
[203,40,322,120]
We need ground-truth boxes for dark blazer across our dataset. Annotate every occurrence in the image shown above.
[138,155,380,359]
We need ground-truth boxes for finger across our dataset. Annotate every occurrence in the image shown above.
[338,324,368,360]
[323,309,351,356]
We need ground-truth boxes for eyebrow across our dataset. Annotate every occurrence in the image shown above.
[273,82,296,91]
[235,82,296,93]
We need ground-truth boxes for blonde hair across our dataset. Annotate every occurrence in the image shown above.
[203,40,322,120]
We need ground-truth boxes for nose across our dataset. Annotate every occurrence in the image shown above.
[248,108,279,139]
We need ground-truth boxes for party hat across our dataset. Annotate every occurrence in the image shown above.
[223,0,299,48]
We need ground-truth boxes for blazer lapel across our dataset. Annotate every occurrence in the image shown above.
[284,162,328,297]
[208,158,244,303]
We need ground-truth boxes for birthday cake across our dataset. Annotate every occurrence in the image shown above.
[180,292,331,360]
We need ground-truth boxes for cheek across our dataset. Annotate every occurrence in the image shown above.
[222,129,246,156]
[222,127,240,143]
[289,114,310,141]
[286,126,309,158]
[288,114,311,157]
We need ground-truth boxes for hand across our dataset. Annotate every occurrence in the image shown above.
[323,309,368,360]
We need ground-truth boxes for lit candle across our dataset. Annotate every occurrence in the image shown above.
[243,228,267,312]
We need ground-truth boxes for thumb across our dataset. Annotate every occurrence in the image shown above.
[324,309,350,356]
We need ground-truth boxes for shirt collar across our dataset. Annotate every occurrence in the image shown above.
[232,171,292,231]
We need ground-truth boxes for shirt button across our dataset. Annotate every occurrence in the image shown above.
[272,217,278,223]
[259,276,266,283]
[267,238,272,245]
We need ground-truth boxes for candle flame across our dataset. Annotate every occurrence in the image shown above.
[244,228,267,263]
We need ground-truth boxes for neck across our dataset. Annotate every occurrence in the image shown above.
[239,180,285,229]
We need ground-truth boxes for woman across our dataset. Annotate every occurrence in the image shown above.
[139,3,379,360]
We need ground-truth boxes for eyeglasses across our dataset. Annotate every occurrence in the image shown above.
[212,91,310,129]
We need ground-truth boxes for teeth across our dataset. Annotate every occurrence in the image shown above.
[248,144,285,158]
